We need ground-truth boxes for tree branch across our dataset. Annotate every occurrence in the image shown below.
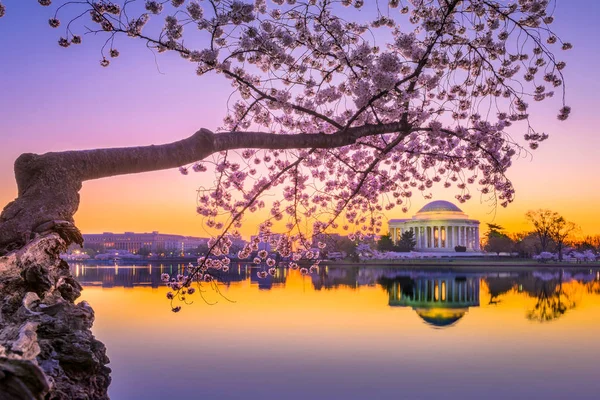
[0,122,412,253]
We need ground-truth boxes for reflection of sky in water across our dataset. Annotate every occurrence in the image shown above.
[72,264,600,400]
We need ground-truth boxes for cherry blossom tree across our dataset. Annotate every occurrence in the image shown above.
[0,0,573,310]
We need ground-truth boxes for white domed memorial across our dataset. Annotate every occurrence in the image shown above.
[389,200,481,252]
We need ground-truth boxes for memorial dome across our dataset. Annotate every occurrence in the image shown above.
[417,200,463,214]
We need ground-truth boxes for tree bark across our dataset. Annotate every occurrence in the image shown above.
[1,234,111,400]
[0,123,408,253]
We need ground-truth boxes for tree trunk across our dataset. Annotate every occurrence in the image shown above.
[1,234,111,399]
[558,243,563,261]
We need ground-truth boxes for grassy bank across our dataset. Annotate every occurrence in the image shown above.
[324,258,600,272]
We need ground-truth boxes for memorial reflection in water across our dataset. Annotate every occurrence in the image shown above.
[71,263,599,327]
[384,274,480,328]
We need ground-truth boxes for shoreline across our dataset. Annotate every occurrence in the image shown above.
[321,259,600,273]
[69,258,600,273]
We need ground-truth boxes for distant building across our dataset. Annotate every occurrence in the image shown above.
[82,231,208,254]
[388,200,480,252]
[250,233,283,252]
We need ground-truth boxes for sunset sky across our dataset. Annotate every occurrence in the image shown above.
[1,1,600,239]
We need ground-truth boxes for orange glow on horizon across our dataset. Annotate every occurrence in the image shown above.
[66,171,600,239]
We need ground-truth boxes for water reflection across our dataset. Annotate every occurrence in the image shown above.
[72,263,251,288]
[380,274,480,328]
[71,263,600,400]
[484,270,596,322]
[71,263,599,324]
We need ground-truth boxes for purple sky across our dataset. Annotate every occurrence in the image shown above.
[1,1,599,237]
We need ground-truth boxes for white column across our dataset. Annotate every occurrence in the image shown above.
[475,226,480,250]
[431,226,434,249]
[436,226,441,248]
[392,227,397,243]
[468,227,473,249]
[465,226,471,248]
[429,226,432,249]
[414,227,418,249]
[413,226,417,249]
[467,227,471,249]
[457,226,462,247]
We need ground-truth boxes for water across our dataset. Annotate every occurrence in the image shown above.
[71,263,600,400]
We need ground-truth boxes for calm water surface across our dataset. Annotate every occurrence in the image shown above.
[71,263,600,400]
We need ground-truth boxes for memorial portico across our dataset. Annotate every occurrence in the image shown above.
[388,200,480,252]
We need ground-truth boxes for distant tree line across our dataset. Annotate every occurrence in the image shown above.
[483,209,594,260]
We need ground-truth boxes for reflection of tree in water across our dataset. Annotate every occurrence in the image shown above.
[526,271,578,323]
[484,276,517,306]
[485,271,599,322]
[585,274,600,295]
[378,276,415,298]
